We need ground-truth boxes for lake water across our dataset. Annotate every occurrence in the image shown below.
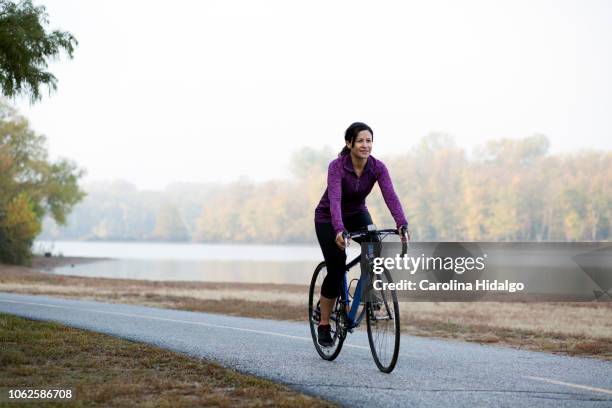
[34,241,362,284]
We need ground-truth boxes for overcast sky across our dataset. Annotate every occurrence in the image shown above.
[13,0,612,190]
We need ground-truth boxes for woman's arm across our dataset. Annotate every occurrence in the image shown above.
[327,160,345,235]
[377,161,408,228]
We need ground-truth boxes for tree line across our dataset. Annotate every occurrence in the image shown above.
[40,134,611,244]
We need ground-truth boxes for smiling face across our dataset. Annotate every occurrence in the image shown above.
[347,130,373,160]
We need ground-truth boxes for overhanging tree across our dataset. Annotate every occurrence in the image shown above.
[0,0,77,102]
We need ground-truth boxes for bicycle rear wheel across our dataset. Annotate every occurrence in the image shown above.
[366,269,400,373]
[308,261,345,361]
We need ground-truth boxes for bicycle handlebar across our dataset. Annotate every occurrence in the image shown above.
[343,225,410,253]
[345,227,408,239]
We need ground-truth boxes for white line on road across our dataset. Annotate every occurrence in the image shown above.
[3,297,611,398]
[525,376,612,396]
[0,297,370,350]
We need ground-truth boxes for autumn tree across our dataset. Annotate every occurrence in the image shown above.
[0,101,84,263]
[0,193,40,263]
[152,203,189,241]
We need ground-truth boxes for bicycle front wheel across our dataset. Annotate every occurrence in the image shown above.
[366,269,400,373]
[308,261,345,361]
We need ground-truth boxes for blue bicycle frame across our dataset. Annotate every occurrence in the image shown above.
[340,241,376,329]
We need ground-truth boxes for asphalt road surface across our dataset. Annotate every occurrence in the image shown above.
[1,292,611,407]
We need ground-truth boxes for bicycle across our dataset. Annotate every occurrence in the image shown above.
[308,224,408,373]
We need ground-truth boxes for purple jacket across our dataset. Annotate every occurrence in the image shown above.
[314,154,408,234]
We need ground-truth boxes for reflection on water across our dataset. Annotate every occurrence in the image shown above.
[37,241,363,284]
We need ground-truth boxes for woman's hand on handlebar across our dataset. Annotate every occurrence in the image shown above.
[335,231,348,250]
[398,225,411,242]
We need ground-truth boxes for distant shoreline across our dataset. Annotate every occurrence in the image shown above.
[30,255,110,270]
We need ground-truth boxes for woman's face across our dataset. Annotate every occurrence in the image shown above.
[347,130,373,160]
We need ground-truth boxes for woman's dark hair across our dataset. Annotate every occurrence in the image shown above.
[339,122,374,156]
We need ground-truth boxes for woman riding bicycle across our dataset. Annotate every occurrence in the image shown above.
[314,122,409,347]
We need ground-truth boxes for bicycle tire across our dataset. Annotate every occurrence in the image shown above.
[366,269,400,373]
[308,261,345,361]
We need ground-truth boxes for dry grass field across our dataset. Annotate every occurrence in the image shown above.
[1,257,611,360]
[0,313,333,407]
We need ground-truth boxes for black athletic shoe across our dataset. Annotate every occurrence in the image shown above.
[317,324,333,347]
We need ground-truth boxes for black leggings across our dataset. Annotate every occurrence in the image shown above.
[315,212,373,299]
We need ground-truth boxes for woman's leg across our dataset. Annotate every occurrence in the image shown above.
[315,212,374,325]
[315,222,346,325]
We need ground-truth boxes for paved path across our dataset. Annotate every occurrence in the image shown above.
[1,292,611,407]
